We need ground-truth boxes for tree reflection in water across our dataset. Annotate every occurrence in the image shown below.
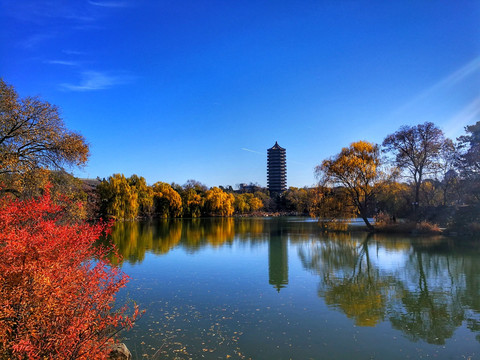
[299,233,480,344]
[299,234,391,326]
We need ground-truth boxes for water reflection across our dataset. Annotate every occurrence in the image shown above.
[299,235,391,327]
[298,232,480,344]
[388,249,474,345]
[268,233,288,292]
[108,218,480,348]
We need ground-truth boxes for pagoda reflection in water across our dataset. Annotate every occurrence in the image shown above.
[268,225,289,292]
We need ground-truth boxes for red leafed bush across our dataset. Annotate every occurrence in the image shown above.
[0,189,139,359]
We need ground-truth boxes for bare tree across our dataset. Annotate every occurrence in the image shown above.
[382,122,451,218]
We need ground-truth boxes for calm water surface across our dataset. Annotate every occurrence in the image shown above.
[108,218,480,359]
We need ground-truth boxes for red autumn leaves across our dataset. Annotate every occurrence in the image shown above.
[0,189,139,359]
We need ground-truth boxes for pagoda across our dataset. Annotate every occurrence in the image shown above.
[267,141,287,193]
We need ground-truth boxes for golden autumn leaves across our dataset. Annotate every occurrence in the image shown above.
[316,141,380,231]
[0,79,89,176]
[97,174,265,221]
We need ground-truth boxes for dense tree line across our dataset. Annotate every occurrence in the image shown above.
[96,175,265,220]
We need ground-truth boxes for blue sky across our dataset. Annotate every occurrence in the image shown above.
[1,1,479,188]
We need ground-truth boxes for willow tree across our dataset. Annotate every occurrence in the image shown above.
[181,188,203,218]
[128,174,154,217]
[234,193,263,214]
[315,141,381,231]
[0,79,89,177]
[152,182,182,218]
[97,174,139,220]
[204,187,235,216]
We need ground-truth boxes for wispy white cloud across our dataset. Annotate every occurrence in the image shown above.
[4,1,95,23]
[21,33,55,49]
[64,14,95,22]
[5,1,127,52]
[241,148,263,155]
[45,60,80,66]
[443,96,480,139]
[62,49,86,56]
[60,71,133,91]
[72,23,104,31]
[88,1,129,8]
[390,56,480,117]
[241,147,306,165]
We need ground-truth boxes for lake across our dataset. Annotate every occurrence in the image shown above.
[108,217,480,359]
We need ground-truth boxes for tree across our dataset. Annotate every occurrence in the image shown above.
[152,182,182,218]
[0,189,139,359]
[234,193,263,214]
[48,170,89,221]
[315,141,381,231]
[375,179,411,218]
[128,175,154,218]
[183,179,208,193]
[97,174,138,220]
[181,188,203,218]
[457,120,480,174]
[457,121,480,204]
[0,79,89,176]
[309,186,357,231]
[234,193,249,214]
[285,187,309,214]
[247,193,263,212]
[435,139,459,206]
[204,187,235,216]
[452,121,480,229]
[382,122,451,218]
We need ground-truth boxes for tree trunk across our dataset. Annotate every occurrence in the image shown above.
[358,207,375,232]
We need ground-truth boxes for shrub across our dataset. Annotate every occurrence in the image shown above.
[0,189,139,359]
[415,221,442,234]
[373,212,393,226]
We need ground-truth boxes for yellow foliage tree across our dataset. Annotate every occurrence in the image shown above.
[204,187,235,216]
[234,193,263,214]
[248,194,263,212]
[316,141,381,231]
[375,179,411,218]
[152,182,182,218]
[128,174,154,217]
[309,186,356,231]
[181,188,203,218]
[234,193,249,213]
[97,174,138,220]
[420,180,443,207]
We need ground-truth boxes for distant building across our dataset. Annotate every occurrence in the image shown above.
[238,183,262,193]
[267,141,287,193]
